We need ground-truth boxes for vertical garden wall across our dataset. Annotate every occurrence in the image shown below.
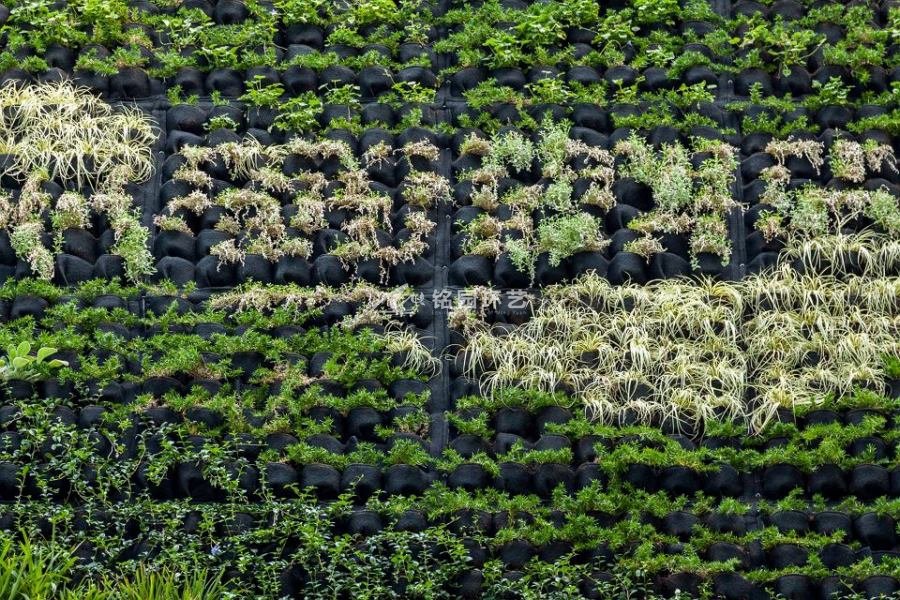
[0,0,898,598]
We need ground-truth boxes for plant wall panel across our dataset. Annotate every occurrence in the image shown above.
[0,0,898,598]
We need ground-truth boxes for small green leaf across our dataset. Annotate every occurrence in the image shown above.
[36,347,57,362]
[11,357,31,369]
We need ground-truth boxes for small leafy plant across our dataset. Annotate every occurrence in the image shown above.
[0,342,68,382]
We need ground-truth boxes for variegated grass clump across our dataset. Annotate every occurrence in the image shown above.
[0,81,155,188]
[0,82,156,282]
[208,282,439,375]
[460,266,899,434]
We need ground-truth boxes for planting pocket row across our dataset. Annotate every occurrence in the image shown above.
[155,132,449,287]
[2,492,899,599]
[0,0,449,99]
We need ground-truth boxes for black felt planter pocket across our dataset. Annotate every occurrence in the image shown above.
[0,404,21,426]
[205,68,244,97]
[185,407,223,429]
[574,463,605,489]
[134,462,175,499]
[196,255,237,287]
[247,107,277,131]
[312,255,350,286]
[393,257,433,286]
[676,58,719,88]
[648,252,691,279]
[570,251,609,279]
[818,576,847,600]
[456,569,484,599]
[817,105,852,130]
[735,69,772,96]
[167,104,207,134]
[110,67,151,99]
[493,253,531,288]
[499,540,535,570]
[265,462,299,498]
[450,508,492,534]
[657,573,701,598]
[61,229,99,264]
[167,66,204,97]
[703,463,743,497]
[449,464,490,491]
[344,509,383,536]
[850,464,890,500]
[73,70,108,94]
[3,380,34,401]
[660,466,701,496]
[450,434,489,458]
[575,435,603,463]
[694,253,728,278]
[533,406,571,432]
[176,463,216,500]
[394,509,427,533]
[712,572,755,600]
[813,511,852,536]
[494,408,531,437]
[623,463,657,491]
[385,464,427,496]
[854,512,896,549]
[539,540,573,563]
[534,252,569,286]
[771,510,809,534]
[762,463,804,499]
[51,406,76,426]
[234,465,259,496]
[848,436,889,460]
[0,462,20,500]
[449,255,493,286]
[803,409,841,426]
[533,463,574,497]
[662,511,699,540]
[769,544,808,568]
[820,543,854,569]
[238,254,275,284]
[9,295,47,320]
[0,231,14,265]
[279,564,307,599]
[77,405,106,428]
[706,512,747,535]
[275,256,312,285]
[533,434,569,452]
[154,230,196,261]
[345,407,381,441]
[300,464,340,499]
[773,575,815,600]
[55,255,94,284]
[607,252,648,285]
[495,462,531,495]
[861,576,899,598]
[808,464,847,498]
